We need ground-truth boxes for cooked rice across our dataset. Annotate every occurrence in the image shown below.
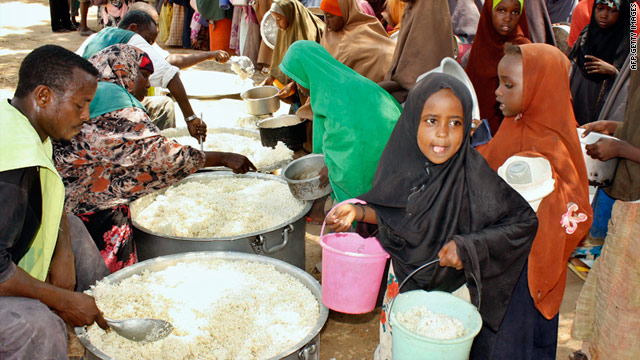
[170,133,293,170]
[395,305,466,340]
[133,177,305,238]
[86,260,320,360]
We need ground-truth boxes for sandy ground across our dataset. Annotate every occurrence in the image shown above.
[0,1,583,358]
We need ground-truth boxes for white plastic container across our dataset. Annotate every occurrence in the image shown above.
[577,128,619,186]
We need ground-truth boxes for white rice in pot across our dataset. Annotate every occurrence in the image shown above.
[86,260,320,360]
[170,133,293,170]
[133,177,305,238]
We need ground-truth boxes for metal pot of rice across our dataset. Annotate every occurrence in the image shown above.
[129,172,312,269]
[76,251,329,360]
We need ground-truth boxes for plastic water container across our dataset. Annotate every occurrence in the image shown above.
[319,199,390,314]
[577,128,619,186]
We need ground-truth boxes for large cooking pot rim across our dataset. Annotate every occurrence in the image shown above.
[130,172,312,241]
[75,251,329,360]
[257,115,306,129]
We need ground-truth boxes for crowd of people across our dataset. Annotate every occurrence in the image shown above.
[4,0,638,359]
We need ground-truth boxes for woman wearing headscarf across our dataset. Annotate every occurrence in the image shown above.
[378,0,455,103]
[320,0,395,82]
[465,0,531,135]
[477,43,592,357]
[54,44,254,272]
[328,73,537,359]
[261,0,325,87]
[572,54,640,360]
[569,0,630,125]
[292,0,394,123]
[279,41,401,202]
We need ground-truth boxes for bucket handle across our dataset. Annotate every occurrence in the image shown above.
[388,258,481,328]
[320,198,367,238]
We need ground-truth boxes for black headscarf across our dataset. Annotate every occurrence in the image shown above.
[575,0,630,82]
[360,73,538,330]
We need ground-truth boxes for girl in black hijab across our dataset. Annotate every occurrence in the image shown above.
[570,0,630,125]
[328,73,538,356]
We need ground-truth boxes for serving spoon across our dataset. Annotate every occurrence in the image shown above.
[104,317,174,342]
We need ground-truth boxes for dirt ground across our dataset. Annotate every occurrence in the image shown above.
[0,1,583,358]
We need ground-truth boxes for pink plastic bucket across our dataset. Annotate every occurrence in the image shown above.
[320,199,390,314]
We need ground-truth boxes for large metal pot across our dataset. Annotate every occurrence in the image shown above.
[241,86,281,115]
[258,115,308,151]
[76,251,329,360]
[130,172,312,269]
[282,154,332,200]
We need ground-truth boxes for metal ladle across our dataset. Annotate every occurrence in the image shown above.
[104,317,174,342]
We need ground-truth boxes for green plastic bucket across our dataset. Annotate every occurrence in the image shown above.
[388,260,483,360]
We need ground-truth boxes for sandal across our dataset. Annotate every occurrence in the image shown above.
[568,257,589,281]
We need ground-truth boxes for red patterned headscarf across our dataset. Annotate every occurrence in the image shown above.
[88,44,154,93]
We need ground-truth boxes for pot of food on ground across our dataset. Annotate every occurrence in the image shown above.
[129,172,312,269]
[76,251,329,360]
[257,115,308,151]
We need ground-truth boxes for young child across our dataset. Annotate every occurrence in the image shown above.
[465,0,531,135]
[477,43,592,357]
[569,0,630,125]
[328,72,538,359]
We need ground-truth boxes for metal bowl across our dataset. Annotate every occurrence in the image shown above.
[76,251,329,360]
[241,86,280,115]
[261,10,278,50]
[257,115,308,151]
[282,154,332,200]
